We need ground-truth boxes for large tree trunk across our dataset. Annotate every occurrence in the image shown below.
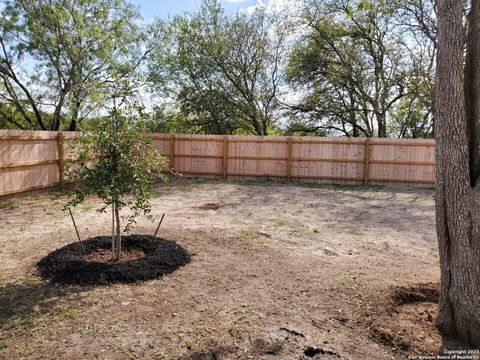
[435,0,480,347]
[376,112,387,138]
[68,101,82,131]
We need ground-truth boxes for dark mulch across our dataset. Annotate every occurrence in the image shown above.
[37,235,191,285]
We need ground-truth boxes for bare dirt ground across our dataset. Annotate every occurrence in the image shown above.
[0,178,463,359]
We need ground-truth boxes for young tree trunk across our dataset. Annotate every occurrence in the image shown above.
[112,204,116,262]
[111,102,121,262]
[114,204,122,261]
[435,0,480,347]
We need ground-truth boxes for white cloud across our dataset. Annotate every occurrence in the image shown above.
[268,0,301,17]
[246,0,266,14]
[224,0,248,3]
[243,0,301,17]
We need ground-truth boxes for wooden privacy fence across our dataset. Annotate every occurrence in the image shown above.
[0,131,435,197]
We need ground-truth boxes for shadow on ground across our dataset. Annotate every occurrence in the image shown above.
[0,280,84,329]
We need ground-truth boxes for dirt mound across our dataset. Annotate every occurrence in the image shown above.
[391,283,440,305]
[37,235,191,285]
[367,283,442,355]
[197,203,223,211]
[85,248,145,263]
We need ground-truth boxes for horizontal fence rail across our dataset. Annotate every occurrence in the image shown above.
[0,131,435,197]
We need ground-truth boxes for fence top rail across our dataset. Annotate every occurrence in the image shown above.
[0,130,436,146]
[0,130,435,146]
[0,130,59,140]
[0,130,82,140]
[151,133,435,145]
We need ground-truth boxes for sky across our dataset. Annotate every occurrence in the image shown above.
[130,0,263,21]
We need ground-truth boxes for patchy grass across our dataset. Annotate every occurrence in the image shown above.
[62,307,81,319]
[0,179,441,359]
[236,229,271,245]
[0,199,16,210]
[81,204,94,212]
[238,313,248,321]
[10,305,41,328]
[228,323,241,337]
[184,338,197,350]
[10,316,29,327]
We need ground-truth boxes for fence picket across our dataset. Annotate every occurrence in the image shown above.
[0,131,436,196]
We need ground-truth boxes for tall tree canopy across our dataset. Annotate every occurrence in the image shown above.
[148,0,286,136]
[435,0,480,347]
[0,0,439,139]
[0,0,146,130]
[285,0,435,138]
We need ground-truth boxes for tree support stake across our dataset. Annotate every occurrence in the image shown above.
[68,207,86,256]
[154,213,166,238]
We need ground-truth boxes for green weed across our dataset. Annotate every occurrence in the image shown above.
[63,307,81,319]
[237,229,270,245]
[81,204,94,212]
[0,199,16,210]
[10,316,31,327]
[184,338,196,350]
[228,323,240,337]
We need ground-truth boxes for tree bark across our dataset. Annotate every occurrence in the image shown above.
[112,204,116,262]
[376,112,387,138]
[114,204,121,262]
[465,0,480,186]
[435,0,480,347]
[68,101,81,131]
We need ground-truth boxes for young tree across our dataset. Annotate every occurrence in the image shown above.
[435,0,480,347]
[66,100,168,262]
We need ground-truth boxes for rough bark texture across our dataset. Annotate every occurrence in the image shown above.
[435,0,480,347]
[465,0,480,185]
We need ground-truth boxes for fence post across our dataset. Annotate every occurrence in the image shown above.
[287,137,293,180]
[170,134,175,171]
[223,136,229,179]
[363,138,371,186]
[57,132,65,188]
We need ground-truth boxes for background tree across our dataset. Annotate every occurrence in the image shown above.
[285,0,434,138]
[149,0,286,135]
[435,0,480,347]
[0,0,146,131]
[391,0,436,138]
[66,99,168,262]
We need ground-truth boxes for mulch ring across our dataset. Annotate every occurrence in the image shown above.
[37,235,191,285]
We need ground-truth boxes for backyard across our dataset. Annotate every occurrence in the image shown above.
[0,179,445,359]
